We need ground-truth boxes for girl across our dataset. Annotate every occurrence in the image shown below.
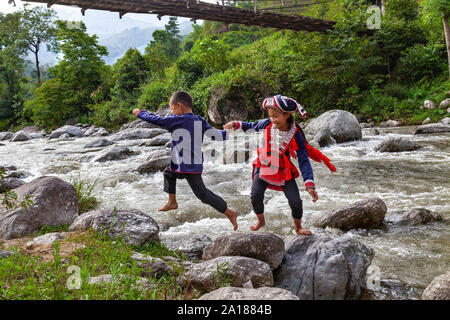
[223,95,335,235]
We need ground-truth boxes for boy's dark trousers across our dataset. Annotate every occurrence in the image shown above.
[163,168,227,214]
[250,168,303,219]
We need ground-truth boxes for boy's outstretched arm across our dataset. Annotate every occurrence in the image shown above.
[132,109,180,131]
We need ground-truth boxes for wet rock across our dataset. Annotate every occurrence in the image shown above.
[146,149,171,161]
[110,128,167,141]
[367,128,380,136]
[136,156,171,174]
[384,208,443,226]
[199,286,299,300]
[305,110,362,144]
[5,170,31,179]
[131,252,174,277]
[313,198,387,231]
[120,119,161,131]
[91,128,109,137]
[312,128,337,148]
[0,176,79,240]
[163,234,212,261]
[439,98,450,109]
[421,272,450,300]
[0,132,14,141]
[49,125,84,139]
[202,232,285,270]
[10,131,31,142]
[274,230,374,300]
[69,209,159,245]
[380,119,400,127]
[375,137,421,153]
[83,138,115,149]
[0,177,25,192]
[139,133,172,147]
[30,132,44,139]
[187,256,273,293]
[361,278,421,300]
[93,146,136,162]
[413,123,450,134]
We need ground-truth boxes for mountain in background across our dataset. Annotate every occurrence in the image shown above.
[0,2,194,66]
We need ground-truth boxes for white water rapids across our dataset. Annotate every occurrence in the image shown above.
[1,125,449,297]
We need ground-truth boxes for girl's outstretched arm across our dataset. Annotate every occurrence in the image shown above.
[223,119,271,132]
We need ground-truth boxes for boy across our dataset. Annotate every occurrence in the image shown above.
[132,90,238,230]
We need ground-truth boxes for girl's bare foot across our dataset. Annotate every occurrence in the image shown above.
[224,208,238,231]
[250,214,265,231]
[159,202,178,211]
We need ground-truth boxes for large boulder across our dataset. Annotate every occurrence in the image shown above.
[413,123,450,134]
[84,138,115,149]
[199,286,299,300]
[186,256,273,292]
[305,110,362,145]
[0,132,14,141]
[139,133,172,147]
[120,119,161,131]
[207,86,251,126]
[162,234,212,261]
[136,156,171,174]
[421,272,450,300]
[0,176,79,240]
[384,208,443,226]
[375,137,421,153]
[10,131,31,142]
[69,209,159,245]
[202,232,285,270]
[314,198,387,231]
[274,231,374,300]
[49,125,84,139]
[109,128,167,141]
[93,146,136,162]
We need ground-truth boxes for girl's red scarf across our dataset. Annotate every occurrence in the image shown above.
[252,122,336,191]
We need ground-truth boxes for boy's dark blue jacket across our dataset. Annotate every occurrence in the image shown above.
[137,111,227,174]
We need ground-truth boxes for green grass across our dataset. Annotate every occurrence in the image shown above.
[0,230,198,300]
[70,174,101,214]
[37,225,70,236]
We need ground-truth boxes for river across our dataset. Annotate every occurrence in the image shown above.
[1,125,449,298]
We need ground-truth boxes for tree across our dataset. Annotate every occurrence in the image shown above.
[423,0,450,77]
[0,11,28,122]
[148,17,182,61]
[17,4,58,87]
[24,20,108,128]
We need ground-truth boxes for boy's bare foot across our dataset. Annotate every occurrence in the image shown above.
[250,214,265,231]
[224,208,238,231]
[294,227,312,236]
[158,202,178,211]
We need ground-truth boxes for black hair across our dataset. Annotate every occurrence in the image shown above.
[288,114,309,144]
[171,90,193,109]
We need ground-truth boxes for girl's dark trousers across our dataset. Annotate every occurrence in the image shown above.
[163,168,227,214]
[250,168,303,219]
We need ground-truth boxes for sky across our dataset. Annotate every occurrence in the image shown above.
[0,0,192,38]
